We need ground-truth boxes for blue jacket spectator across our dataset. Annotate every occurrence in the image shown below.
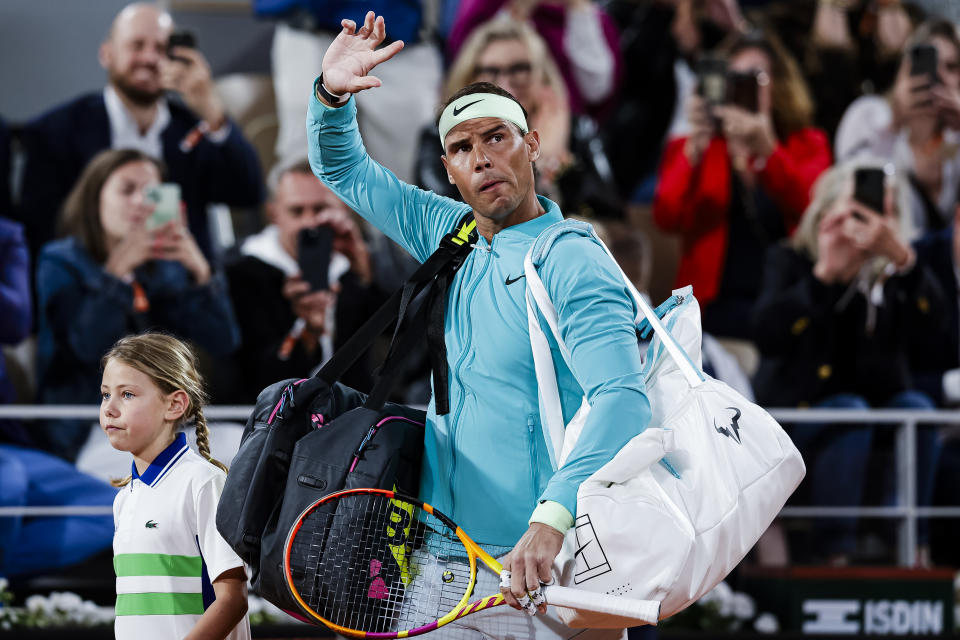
[35,149,240,461]
[254,0,424,45]
[16,4,264,263]
[0,218,31,445]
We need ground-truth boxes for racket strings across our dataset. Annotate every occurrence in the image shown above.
[289,494,477,633]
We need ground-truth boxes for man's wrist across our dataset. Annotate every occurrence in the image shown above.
[529,500,574,535]
[315,75,348,108]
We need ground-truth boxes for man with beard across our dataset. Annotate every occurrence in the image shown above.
[17,3,264,262]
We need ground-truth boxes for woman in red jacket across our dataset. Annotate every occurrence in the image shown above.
[654,28,831,340]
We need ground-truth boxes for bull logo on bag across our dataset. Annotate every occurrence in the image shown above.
[714,407,743,444]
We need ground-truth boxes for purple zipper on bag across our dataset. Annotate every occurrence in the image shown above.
[349,415,424,472]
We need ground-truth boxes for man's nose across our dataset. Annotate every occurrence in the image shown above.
[473,147,492,172]
[137,43,162,66]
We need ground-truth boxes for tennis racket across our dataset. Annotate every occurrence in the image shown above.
[283,487,659,638]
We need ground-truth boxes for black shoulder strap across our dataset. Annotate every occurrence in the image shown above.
[317,214,478,409]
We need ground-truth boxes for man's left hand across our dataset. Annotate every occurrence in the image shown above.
[161,46,227,130]
[500,523,564,615]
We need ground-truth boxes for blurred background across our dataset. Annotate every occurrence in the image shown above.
[2,0,960,636]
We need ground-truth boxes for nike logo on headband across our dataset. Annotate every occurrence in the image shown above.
[452,99,482,116]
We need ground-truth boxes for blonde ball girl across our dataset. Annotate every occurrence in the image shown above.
[100,332,250,640]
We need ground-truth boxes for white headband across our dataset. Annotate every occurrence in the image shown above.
[438,93,528,146]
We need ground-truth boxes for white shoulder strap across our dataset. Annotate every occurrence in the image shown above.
[523,224,704,466]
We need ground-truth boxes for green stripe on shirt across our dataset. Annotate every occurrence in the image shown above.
[114,553,202,577]
[115,592,204,616]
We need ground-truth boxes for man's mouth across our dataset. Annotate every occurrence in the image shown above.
[479,180,503,192]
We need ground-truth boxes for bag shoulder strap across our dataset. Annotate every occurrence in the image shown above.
[317,213,477,411]
[523,220,704,466]
[524,220,703,386]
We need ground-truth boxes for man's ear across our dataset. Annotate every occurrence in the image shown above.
[98,41,113,71]
[164,390,189,423]
[525,130,541,163]
[440,155,456,185]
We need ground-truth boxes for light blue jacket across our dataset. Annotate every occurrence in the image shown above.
[307,90,650,547]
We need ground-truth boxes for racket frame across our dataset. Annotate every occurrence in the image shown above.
[283,487,500,638]
[282,487,656,638]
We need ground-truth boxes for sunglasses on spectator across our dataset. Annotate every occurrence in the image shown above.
[473,62,533,85]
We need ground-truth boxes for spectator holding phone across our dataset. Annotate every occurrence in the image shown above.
[417,18,571,199]
[836,19,960,234]
[753,159,945,564]
[34,149,240,462]
[16,3,264,264]
[447,0,623,120]
[653,27,831,341]
[219,159,386,404]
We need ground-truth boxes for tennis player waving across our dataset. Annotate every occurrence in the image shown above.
[310,11,651,640]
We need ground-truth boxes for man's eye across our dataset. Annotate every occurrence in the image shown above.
[101,393,110,402]
[492,134,503,143]
[123,391,135,399]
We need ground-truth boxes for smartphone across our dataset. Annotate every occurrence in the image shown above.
[853,167,886,217]
[726,71,760,112]
[144,183,181,230]
[910,43,938,83]
[696,56,728,105]
[298,226,334,292]
[167,29,197,63]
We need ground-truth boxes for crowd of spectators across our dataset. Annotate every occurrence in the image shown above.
[1,0,960,577]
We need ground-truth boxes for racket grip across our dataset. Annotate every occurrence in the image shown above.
[542,585,660,624]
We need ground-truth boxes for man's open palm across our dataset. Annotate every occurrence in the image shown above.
[321,11,404,97]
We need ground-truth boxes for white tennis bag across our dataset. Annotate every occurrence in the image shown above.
[524,220,805,628]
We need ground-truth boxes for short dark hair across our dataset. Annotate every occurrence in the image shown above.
[435,81,529,128]
[60,148,165,264]
[268,157,314,198]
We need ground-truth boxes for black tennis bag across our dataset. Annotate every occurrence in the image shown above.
[217,216,477,619]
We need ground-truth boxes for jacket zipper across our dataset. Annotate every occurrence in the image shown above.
[447,239,493,513]
[527,414,540,496]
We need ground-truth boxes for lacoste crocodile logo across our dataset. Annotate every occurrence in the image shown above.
[145,520,158,529]
[714,407,742,444]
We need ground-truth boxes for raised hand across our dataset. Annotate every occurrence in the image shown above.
[813,208,864,285]
[283,275,339,334]
[684,93,714,166]
[160,47,226,129]
[104,223,154,281]
[320,11,405,98]
[152,220,212,285]
[841,199,912,269]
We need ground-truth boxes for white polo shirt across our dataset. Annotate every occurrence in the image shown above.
[113,432,251,640]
